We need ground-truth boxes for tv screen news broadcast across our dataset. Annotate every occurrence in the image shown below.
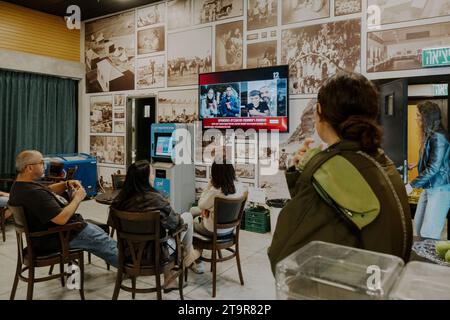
[198,66,289,132]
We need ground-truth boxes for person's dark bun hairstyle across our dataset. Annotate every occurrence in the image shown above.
[317,72,382,153]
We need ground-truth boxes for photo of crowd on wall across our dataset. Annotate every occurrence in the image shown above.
[247,41,277,68]
[247,0,277,31]
[90,96,113,133]
[282,19,361,94]
[199,79,287,118]
[194,0,244,24]
[282,0,330,25]
[90,136,125,165]
[158,90,198,123]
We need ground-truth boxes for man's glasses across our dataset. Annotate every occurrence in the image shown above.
[27,160,45,167]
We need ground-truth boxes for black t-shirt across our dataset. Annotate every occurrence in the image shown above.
[247,101,269,116]
[9,181,85,255]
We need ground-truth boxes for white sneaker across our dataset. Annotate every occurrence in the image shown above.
[189,261,205,274]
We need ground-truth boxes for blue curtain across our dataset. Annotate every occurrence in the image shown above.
[0,69,77,174]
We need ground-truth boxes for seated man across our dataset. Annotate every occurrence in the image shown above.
[246,90,269,117]
[8,150,118,267]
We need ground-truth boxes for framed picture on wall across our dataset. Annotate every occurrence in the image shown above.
[195,165,208,180]
[157,90,198,123]
[247,0,277,31]
[114,94,126,107]
[215,20,243,72]
[167,0,192,30]
[247,41,277,68]
[137,26,165,55]
[335,0,361,16]
[136,55,165,89]
[194,0,243,24]
[137,3,165,28]
[90,135,125,165]
[167,27,212,87]
[97,166,125,190]
[282,0,330,25]
[90,95,113,133]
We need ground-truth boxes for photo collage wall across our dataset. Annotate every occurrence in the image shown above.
[83,0,450,197]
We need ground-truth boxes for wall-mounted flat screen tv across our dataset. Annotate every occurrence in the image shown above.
[198,65,289,132]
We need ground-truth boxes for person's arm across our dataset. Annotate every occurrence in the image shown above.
[48,180,82,196]
[0,191,9,197]
[156,193,182,231]
[411,134,448,188]
[51,187,86,225]
[198,184,218,211]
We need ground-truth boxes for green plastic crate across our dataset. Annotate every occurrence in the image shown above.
[243,207,271,234]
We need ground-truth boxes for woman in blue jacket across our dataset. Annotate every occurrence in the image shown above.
[411,101,450,239]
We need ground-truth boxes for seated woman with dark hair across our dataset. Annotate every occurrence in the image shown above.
[268,72,413,274]
[112,160,199,290]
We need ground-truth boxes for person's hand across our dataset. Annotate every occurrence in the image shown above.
[201,209,210,218]
[73,186,86,202]
[249,109,257,116]
[67,180,82,190]
[291,138,316,167]
[226,102,231,109]
[408,163,417,170]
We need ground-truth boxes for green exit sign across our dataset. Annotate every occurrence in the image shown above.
[422,47,450,67]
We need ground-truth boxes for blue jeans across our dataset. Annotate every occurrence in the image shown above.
[0,196,8,207]
[69,222,118,268]
[415,184,450,239]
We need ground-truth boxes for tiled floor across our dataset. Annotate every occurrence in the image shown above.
[0,199,276,300]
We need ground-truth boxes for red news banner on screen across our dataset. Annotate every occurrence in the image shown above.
[203,116,288,131]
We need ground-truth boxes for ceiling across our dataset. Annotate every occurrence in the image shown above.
[4,0,160,21]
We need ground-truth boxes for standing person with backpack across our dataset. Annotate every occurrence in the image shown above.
[268,72,413,274]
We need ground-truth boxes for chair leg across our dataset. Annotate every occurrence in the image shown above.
[236,246,244,286]
[26,267,35,300]
[107,263,110,271]
[131,277,136,300]
[79,255,85,300]
[0,209,5,242]
[88,252,92,264]
[184,266,188,282]
[59,262,65,287]
[179,270,184,300]
[218,250,223,259]
[112,269,123,300]
[212,250,217,298]
[155,273,162,300]
[10,259,21,300]
[48,265,54,275]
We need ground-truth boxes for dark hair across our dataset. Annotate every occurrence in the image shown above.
[113,160,155,209]
[417,101,446,139]
[210,162,236,196]
[250,90,261,97]
[317,72,382,154]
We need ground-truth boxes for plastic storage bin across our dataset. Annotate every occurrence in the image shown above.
[243,206,271,234]
[389,261,450,300]
[275,241,404,300]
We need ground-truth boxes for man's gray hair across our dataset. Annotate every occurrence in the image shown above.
[15,150,43,173]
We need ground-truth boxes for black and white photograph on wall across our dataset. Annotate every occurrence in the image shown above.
[282,19,361,94]
[114,109,125,119]
[136,55,165,89]
[194,0,244,24]
[90,136,125,165]
[90,95,113,133]
[235,163,256,179]
[137,3,165,28]
[167,27,212,86]
[98,166,124,191]
[279,99,323,168]
[247,0,277,31]
[167,0,192,30]
[367,21,450,73]
[367,0,450,26]
[259,170,291,200]
[335,0,361,16]
[247,41,277,68]
[195,181,208,200]
[195,165,208,179]
[114,94,126,107]
[215,21,243,71]
[157,90,198,123]
[235,143,257,161]
[282,0,330,25]
[114,121,125,133]
[137,26,165,55]
[85,11,135,93]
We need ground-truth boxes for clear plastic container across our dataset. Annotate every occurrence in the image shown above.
[389,261,450,300]
[275,241,404,300]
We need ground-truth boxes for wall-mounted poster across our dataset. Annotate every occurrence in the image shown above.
[282,19,361,94]
[90,136,125,165]
[85,11,135,93]
[235,163,256,179]
[167,27,212,86]
[335,0,361,16]
[114,94,126,107]
[215,21,243,71]
[137,26,165,55]
[247,0,277,31]
[367,21,450,73]
[98,166,125,191]
[367,0,450,26]
[136,55,165,89]
[195,181,208,200]
[90,95,113,133]
[157,90,198,123]
[114,121,125,133]
[282,0,330,25]
[247,41,277,68]
[195,165,208,179]
[114,109,125,119]
[194,0,243,24]
[167,0,192,30]
[137,3,165,28]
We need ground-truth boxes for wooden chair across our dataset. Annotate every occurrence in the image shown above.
[188,193,247,297]
[0,207,6,242]
[8,206,86,300]
[110,207,186,300]
[111,174,126,190]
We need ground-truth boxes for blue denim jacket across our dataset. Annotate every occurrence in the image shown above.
[411,131,450,189]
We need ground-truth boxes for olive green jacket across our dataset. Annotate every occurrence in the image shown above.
[268,140,413,275]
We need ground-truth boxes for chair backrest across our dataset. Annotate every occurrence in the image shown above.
[213,192,248,232]
[8,205,31,261]
[111,174,126,190]
[109,207,163,274]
